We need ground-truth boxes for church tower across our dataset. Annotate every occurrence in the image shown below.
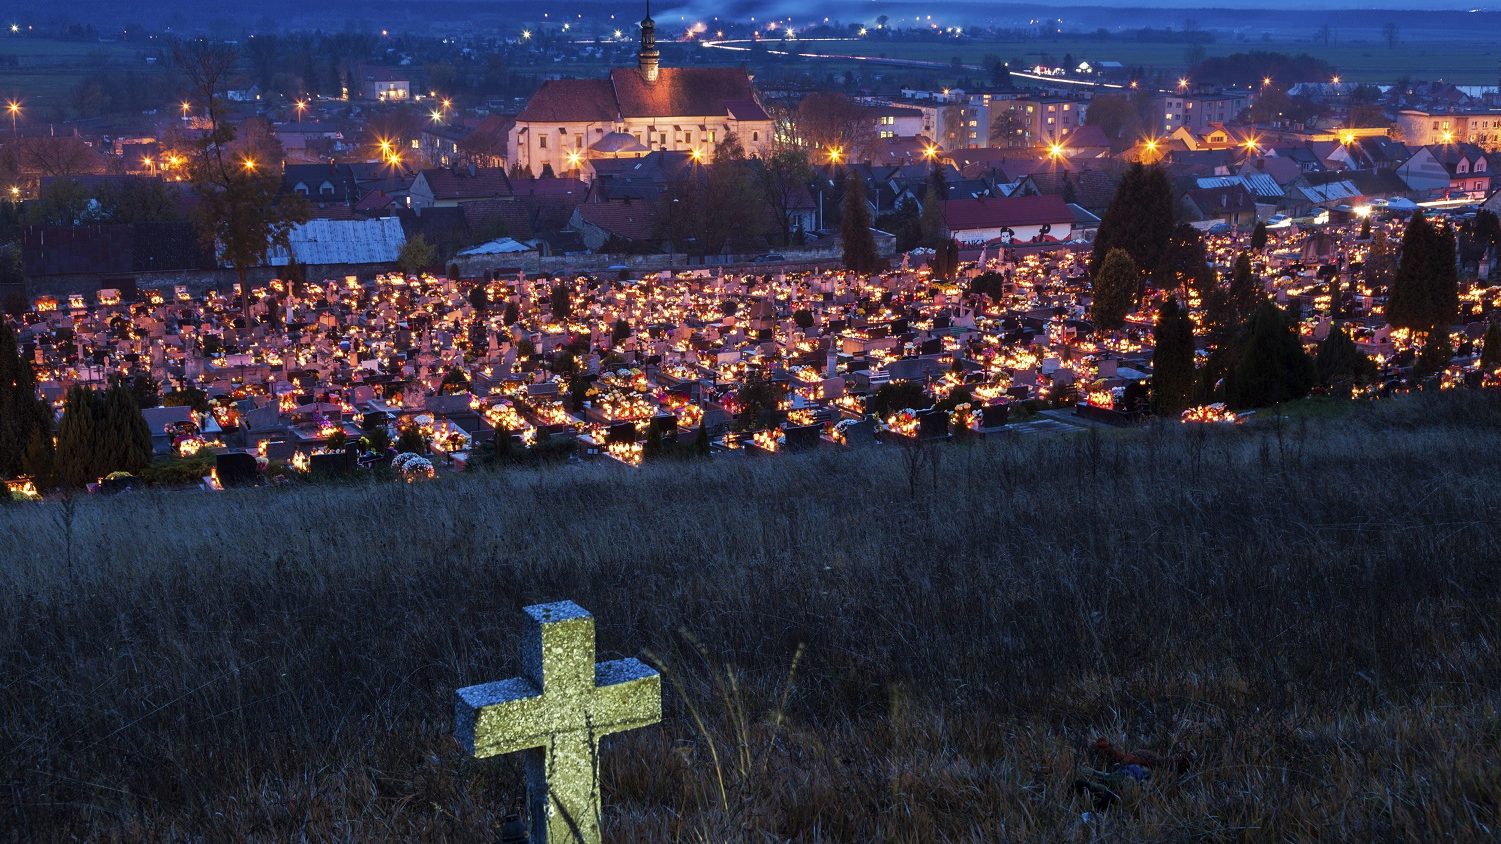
[638,0,660,83]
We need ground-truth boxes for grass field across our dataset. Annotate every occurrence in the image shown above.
[794,36,1501,86]
[4,392,1501,840]
[0,36,162,108]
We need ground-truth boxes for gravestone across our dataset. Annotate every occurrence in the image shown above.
[456,601,662,844]
[215,452,259,487]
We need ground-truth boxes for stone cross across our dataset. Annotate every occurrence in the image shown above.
[455,601,661,844]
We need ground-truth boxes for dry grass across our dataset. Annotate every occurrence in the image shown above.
[4,393,1501,842]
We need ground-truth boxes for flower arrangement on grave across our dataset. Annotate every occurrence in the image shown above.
[883,408,920,438]
[6,478,41,501]
[598,390,653,422]
[1085,388,1118,409]
[1180,403,1239,424]
[34,296,58,312]
[787,408,818,427]
[949,402,981,432]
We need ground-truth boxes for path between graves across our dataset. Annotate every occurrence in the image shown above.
[1013,411,1095,435]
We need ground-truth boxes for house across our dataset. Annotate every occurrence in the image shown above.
[281,163,360,206]
[940,194,1074,245]
[1395,108,1501,149]
[508,6,773,179]
[1182,185,1258,228]
[1428,143,1492,198]
[569,199,661,251]
[1397,146,1460,196]
[866,104,926,139]
[409,166,514,210]
[359,65,412,102]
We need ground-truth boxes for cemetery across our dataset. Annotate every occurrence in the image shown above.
[5,210,1500,496]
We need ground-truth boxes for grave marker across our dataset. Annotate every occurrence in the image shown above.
[456,601,661,844]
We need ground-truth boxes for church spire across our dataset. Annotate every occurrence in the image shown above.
[638,0,660,83]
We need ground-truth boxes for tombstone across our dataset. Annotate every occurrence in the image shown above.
[309,450,355,478]
[455,602,661,844]
[215,451,259,488]
[782,422,822,452]
[916,408,949,441]
[979,403,1010,429]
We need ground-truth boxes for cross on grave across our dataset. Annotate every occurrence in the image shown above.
[455,601,661,844]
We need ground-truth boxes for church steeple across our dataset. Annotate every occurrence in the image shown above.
[638,0,660,83]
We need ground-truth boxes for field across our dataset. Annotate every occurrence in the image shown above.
[791,36,1501,86]
[4,393,1501,841]
[0,36,162,108]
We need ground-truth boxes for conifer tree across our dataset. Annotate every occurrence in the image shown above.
[1226,301,1316,408]
[1091,248,1138,331]
[1315,324,1376,389]
[1228,251,1261,325]
[0,324,51,477]
[54,386,104,487]
[920,179,946,248]
[841,174,880,273]
[1389,211,1457,332]
[1251,220,1268,251]
[1480,322,1501,372]
[1150,294,1196,415]
[1091,162,1174,276]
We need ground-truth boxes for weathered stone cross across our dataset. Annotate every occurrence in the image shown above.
[455,600,661,844]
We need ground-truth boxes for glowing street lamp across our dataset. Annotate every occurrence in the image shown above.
[689,147,704,163]
[8,185,18,199]
[1047,142,1065,160]
[565,148,583,170]
[241,155,258,172]
[922,143,939,163]
[521,29,532,40]
[6,99,19,136]
[1441,129,1455,144]
[1331,74,1341,85]
[1262,76,1272,88]
[430,108,444,125]
[294,99,308,122]
[1177,77,1188,90]
[827,145,843,165]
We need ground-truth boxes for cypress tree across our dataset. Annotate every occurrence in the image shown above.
[1091,248,1138,331]
[1092,162,1174,277]
[55,386,104,487]
[1226,301,1316,409]
[1389,211,1445,331]
[1150,294,1196,415]
[1412,332,1453,380]
[0,324,49,478]
[693,421,711,458]
[841,174,880,273]
[1228,251,1261,325]
[1315,324,1376,389]
[1479,322,1501,372]
[103,383,153,474]
[920,179,946,248]
[1251,220,1268,250]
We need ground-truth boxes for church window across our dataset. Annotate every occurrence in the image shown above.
[709,130,716,143]
[539,136,548,149]
[752,131,759,142]
[575,135,582,148]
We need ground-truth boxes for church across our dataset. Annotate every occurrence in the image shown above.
[506,3,774,179]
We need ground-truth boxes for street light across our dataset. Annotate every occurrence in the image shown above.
[6,99,19,136]
[689,147,704,163]
[295,99,307,122]
[827,145,843,164]
[922,143,939,161]
[241,155,258,172]
[430,108,444,125]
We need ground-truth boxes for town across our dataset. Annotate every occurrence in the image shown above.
[8,4,1501,843]
[2,8,1500,497]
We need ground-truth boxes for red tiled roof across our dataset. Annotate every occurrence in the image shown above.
[417,167,514,201]
[517,68,768,125]
[940,195,1073,232]
[610,68,762,119]
[576,200,659,242]
[516,79,619,123]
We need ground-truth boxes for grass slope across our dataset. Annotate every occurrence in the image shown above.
[3,394,1501,841]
